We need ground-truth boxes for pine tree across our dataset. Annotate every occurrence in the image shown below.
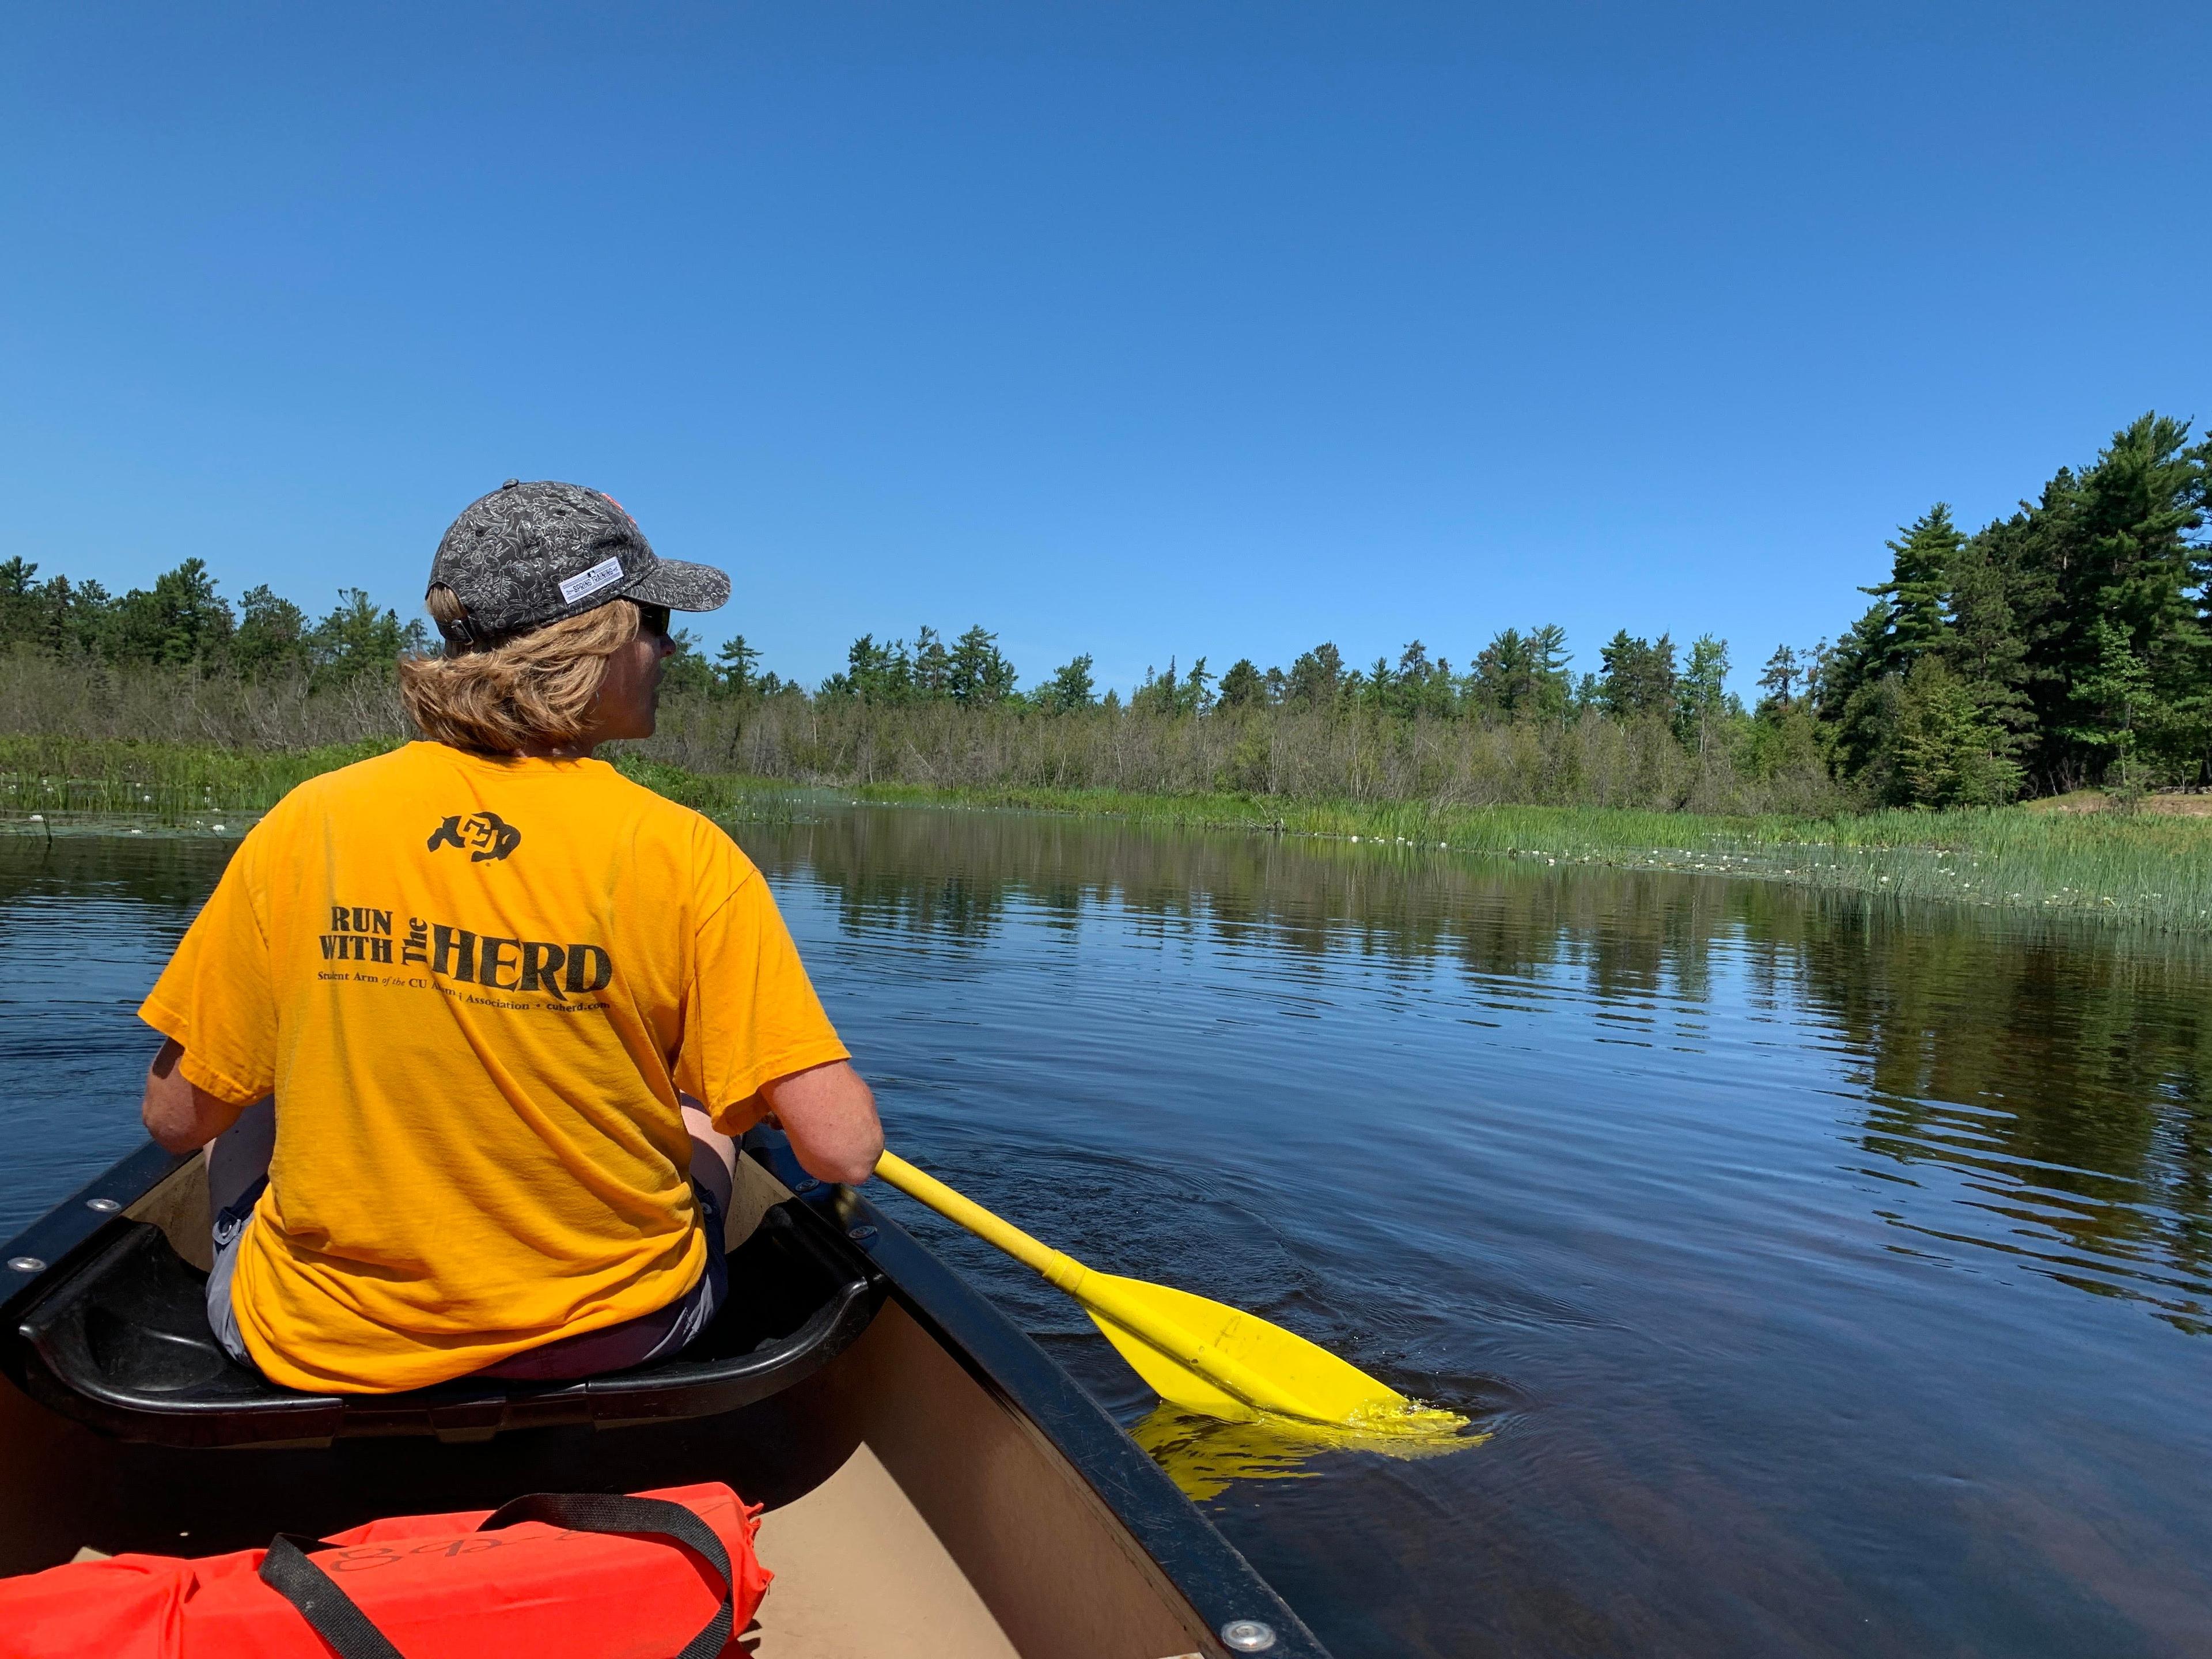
[0,558,43,647]
[1037,653,1097,713]
[1598,631,1676,719]
[1817,604,1895,782]
[1361,656,1396,711]
[113,559,234,667]
[911,626,951,699]
[1130,659,1178,716]
[308,588,419,688]
[1528,624,1573,717]
[2001,416,2211,786]
[1756,645,1799,709]
[232,585,312,680]
[659,628,713,696]
[948,624,1016,707]
[2058,618,2156,791]
[1180,656,1214,716]
[1935,538,2032,765]
[1283,643,1343,710]
[1889,658,2021,807]
[1675,635,1730,757]
[1470,629,1532,718]
[831,633,910,703]
[1394,641,1453,717]
[1862,505,1961,677]
[2067,415,2211,783]
[1215,658,1265,710]
[714,635,763,696]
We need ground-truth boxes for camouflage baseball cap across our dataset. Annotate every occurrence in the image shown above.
[428,479,730,643]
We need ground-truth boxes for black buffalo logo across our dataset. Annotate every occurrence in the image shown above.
[427,812,521,862]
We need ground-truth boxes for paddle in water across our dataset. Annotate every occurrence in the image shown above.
[873,1150,1466,1435]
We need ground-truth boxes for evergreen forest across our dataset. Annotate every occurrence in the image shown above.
[2,411,2205,813]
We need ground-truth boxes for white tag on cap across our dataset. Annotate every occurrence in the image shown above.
[559,556,624,604]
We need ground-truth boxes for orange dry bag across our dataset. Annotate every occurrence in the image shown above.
[0,1482,768,1659]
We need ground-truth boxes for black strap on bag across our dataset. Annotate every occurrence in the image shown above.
[257,1491,737,1659]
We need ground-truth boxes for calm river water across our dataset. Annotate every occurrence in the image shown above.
[2,810,2207,1657]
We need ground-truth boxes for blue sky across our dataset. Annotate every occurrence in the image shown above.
[3,2,2206,697]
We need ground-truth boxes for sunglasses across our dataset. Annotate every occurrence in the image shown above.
[637,603,672,639]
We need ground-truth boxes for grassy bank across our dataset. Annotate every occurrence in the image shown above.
[6,736,2210,930]
[0,736,828,834]
[653,772,2212,930]
[0,736,404,823]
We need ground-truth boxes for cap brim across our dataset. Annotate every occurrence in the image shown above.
[628,558,731,613]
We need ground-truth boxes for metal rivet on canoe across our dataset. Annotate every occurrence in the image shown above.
[7,1256,46,1274]
[1221,1620,1277,1652]
[847,1225,878,1243]
[791,1177,821,1193]
[85,1198,122,1214]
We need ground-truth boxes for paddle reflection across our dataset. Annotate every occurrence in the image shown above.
[1130,1404,1487,1503]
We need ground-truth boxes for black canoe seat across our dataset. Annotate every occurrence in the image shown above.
[10,1197,883,1449]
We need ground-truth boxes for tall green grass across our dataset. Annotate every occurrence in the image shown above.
[0,736,403,827]
[602,756,822,824]
[0,737,809,830]
[844,782,2212,929]
[6,738,2210,929]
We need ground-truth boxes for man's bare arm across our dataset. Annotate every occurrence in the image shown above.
[759,1059,883,1187]
[142,1037,251,1153]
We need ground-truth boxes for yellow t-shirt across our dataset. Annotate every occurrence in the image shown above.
[138,741,849,1394]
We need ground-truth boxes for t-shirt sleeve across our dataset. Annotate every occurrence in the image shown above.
[677,851,850,1135]
[138,830,279,1107]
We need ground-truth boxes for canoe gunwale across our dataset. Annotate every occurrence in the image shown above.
[0,1141,193,1333]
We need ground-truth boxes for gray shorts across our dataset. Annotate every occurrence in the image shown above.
[207,1177,729,1385]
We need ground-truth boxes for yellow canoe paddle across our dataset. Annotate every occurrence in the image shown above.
[873,1149,1466,1437]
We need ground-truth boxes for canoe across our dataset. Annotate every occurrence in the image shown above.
[0,1131,1329,1658]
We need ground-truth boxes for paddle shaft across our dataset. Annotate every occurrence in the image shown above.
[872,1151,1086,1290]
[870,1150,1327,1421]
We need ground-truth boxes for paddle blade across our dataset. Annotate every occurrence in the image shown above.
[1085,1300,1252,1421]
[869,1147,1464,1434]
[1078,1272,1465,1434]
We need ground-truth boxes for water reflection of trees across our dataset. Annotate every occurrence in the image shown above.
[0,834,230,913]
[743,806,2212,1332]
[1794,918,2212,1331]
[14,817,2202,1327]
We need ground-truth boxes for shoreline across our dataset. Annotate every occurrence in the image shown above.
[6,736,2211,931]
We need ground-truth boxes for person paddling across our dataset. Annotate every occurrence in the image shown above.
[137,480,882,1392]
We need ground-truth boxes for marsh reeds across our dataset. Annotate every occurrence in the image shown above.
[3,652,2209,929]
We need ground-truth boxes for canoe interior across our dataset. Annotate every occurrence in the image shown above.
[17,1154,880,1445]
[0,1149,1320,1659]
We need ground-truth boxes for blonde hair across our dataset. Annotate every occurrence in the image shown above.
[398,588,641,753]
